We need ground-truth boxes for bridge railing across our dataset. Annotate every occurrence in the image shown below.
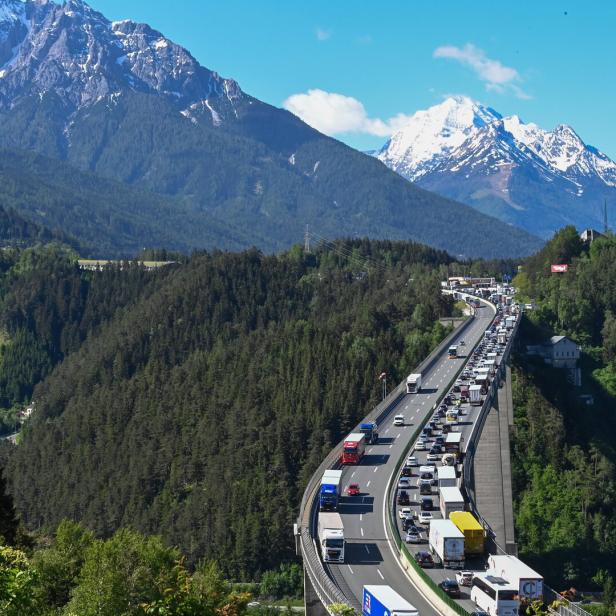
[297,300,479,610]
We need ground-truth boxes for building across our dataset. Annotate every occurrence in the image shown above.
[526,335,581,386]
[579,229,604,244]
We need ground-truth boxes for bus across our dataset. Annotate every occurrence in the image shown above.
[448,345,458,359]
[470,574,520,616]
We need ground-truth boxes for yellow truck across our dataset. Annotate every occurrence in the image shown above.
[449,511,485,555]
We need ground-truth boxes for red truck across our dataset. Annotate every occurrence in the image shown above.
[342,433,366,464]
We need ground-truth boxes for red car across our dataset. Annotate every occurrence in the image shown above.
[346,483,361,496]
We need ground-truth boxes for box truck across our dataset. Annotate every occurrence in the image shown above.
[319,470,343,511]
[437,465,457,488]
[406,374,422,394]
[342,433,366,464]
[440,486,465,519]
[469,384,482,406]
[359,421,379,444]
[429,520,465,569]
[449,511,485,555]
[362,585,419,616]
[317,512,345,563]
[487,555,543,600]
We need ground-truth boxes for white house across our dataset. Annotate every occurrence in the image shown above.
[545,336,580,368]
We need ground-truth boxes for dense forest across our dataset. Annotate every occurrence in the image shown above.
[511,227,616,593]
[0,239,457,580]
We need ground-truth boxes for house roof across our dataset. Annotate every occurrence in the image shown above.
[549,335,567,345]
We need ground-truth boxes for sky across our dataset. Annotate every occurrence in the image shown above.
[89,0,616,158]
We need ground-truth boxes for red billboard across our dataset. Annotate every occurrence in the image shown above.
[551,264,569,273]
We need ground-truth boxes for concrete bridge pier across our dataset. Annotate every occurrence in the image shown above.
[304,568,330,616]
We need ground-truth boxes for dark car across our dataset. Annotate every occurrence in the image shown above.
[470,612,489,616]
[402,517,418,532]
[429,445,442,454]
[439,579,461,598]
[419,483,432,495]
[397,490,410,505]
[420,497,433,511]
[435,436,445,446]
[442,423,452,433]
[414,551,435,568]
[422,426,432,437]
[401,466,412,477]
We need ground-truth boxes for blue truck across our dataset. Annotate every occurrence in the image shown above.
[319,470,343,511]
[362,586,419,616]
[359,421,379,444]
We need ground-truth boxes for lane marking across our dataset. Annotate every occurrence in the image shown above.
[350,471,355,477]
[360,514,363,521]
[366,480,371,487]
[377,569,384,580]
[389,444,393,449]
[373,467,378,473]
[365,545,370,554]
[347,565,354,575]
[361,528,364,537]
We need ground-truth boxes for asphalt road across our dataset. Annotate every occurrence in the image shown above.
[324,305,495,615]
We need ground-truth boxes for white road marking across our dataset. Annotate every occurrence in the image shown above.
[389,444,393,449]
[414,492,417,500]
[361,528,364,537]
[373,467,378,473]
[347,565,355,575]
[366,480,371,487]
[365,545,370,554]
[377,569,384,580]
[384,428,390,434]
[351,471,355,477]
[396,433,401,439]
[360,514,363,521]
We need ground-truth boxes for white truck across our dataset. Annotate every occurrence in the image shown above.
[487,555,544,600]
[362,585,419,616]
[406,373,422,394]
[439,486,465,519]
[317,512,345,563]
[469,384,482,406]
[437,465,457,488]
[429,520,465,569]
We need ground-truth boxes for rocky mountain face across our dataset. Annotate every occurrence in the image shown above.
[0,1,542,258]
[377,96,616,238]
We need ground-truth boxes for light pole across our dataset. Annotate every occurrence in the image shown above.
[379,371,387,400]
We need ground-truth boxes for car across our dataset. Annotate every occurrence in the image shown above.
[414,551,435,568]
[435,436,445,446]
[417,478,432,489]
[430,444,443,454]
[419,472,434,481]
[426,452,440,461]
[439,579,461,598]
[456,571,474,587]
[459,340,465,346]
[418,511,433,525]
[401,466,412,477]
[393,414,404,426]
[398,477,411,489]
[419,483,432,495]
[402,517,418,532]
[406,456,418,466]
[405,529,421,543]
[452,382,461,392]
[397,490,410,505]
[420,497,433,511]
[442,423,452,434]
[415,440,426,451]
[399,507,412,519]
[422,426,432,437]
[346,483,360,496]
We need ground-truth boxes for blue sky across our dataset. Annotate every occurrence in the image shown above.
[89,0,616,157]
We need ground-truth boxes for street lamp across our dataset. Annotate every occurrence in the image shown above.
[378,371,387,400]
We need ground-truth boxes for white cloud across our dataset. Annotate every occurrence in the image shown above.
[315,27,331,41]
[434,43,530,99]
[282,89,412,137]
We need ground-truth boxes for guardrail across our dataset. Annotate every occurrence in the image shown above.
[297,305,478,611]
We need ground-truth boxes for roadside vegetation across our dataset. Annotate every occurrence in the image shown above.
[512,227,616,593]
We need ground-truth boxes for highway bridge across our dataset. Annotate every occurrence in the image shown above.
[297,291,505,616]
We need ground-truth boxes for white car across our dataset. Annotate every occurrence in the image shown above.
[406,456,418,466]
[418,511,433,525]
[415,440,426,451]
[426,452,440,461]
[393,414,404,426]
[398,477,411,489]
[399,507,412,519]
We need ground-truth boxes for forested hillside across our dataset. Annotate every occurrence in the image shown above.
[1,239,456,579]
[511,227,616,590]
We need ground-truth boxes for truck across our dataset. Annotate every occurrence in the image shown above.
[449,511,485,555]
[429,520,465,569]
[487,554,543,600]
[359,421,379,444]
[437,465,457,488]
[406,373,422,394]
[319,470,343,511]
[362,585,419,616]
[505,316,516,329]
[317,512,345,563]
[469,384,482,406]
[445,432,463,453]
[439,486,465,519]
[448,345,458,358]
[342,433,366,464]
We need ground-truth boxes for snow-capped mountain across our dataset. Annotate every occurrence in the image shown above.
[376,97,616,237]
[0,0,243,123]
